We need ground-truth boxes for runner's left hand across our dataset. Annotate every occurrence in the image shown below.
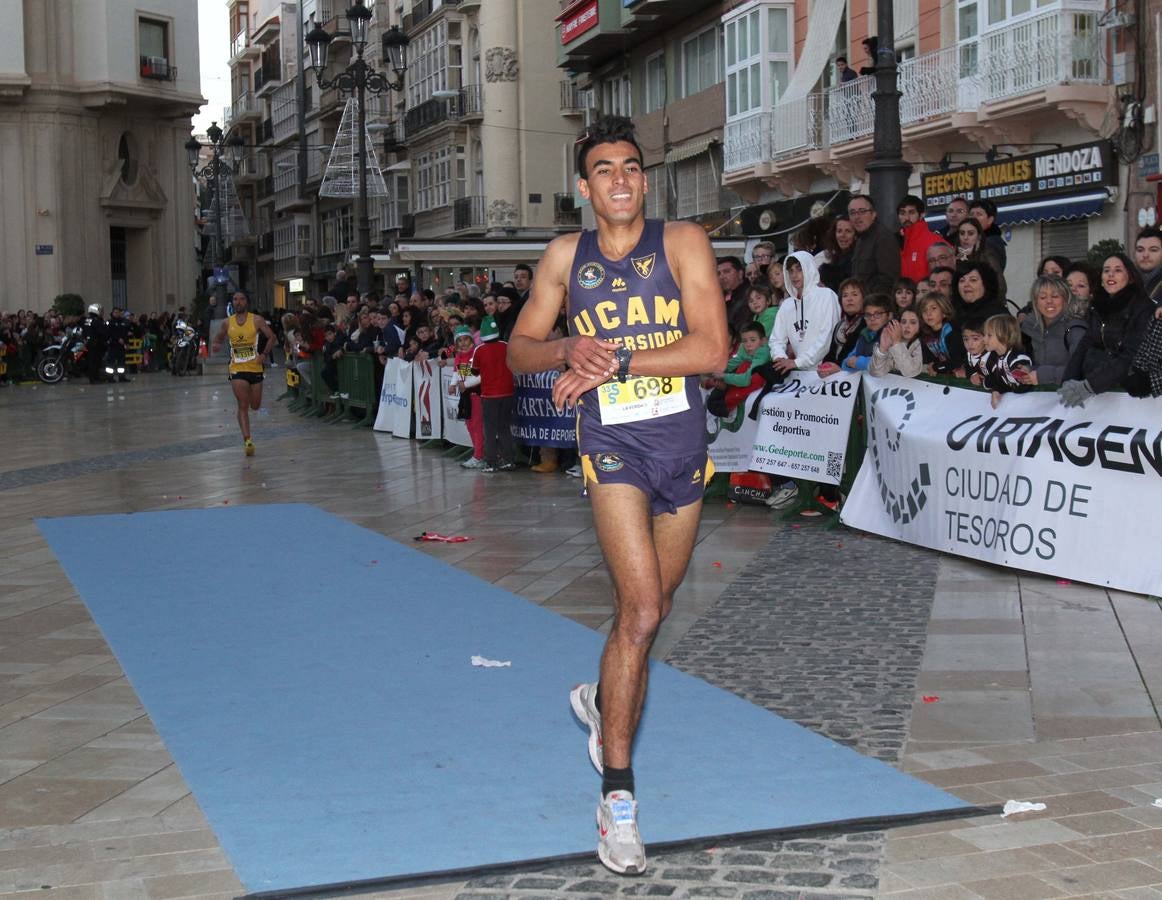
[553,369,604,410]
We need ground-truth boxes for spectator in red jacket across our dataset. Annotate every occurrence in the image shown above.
[471,315,516,472]
[898,195,942,284]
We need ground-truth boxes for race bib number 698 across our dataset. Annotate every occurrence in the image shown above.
[598,376,689,425]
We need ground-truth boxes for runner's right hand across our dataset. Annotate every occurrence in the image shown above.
[564,336,618,380]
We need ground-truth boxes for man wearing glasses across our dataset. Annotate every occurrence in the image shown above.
[848,194,900,295]
[926,241,957,276]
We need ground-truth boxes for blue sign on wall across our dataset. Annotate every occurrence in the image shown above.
[35,244,53,255]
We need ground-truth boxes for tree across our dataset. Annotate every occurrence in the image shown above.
[1087,239,1125,267]
[52,294,85,318]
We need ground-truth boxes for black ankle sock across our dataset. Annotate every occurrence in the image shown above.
[594,682,602,715]
[603,765,634,797]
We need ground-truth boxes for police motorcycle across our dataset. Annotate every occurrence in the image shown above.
[170,318,200,376]
[36,326,88,384]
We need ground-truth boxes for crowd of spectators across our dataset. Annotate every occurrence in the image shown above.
[707,195,1162,508]
[0,307,218,383]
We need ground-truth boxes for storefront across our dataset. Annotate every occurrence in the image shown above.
[921,140,1119,291]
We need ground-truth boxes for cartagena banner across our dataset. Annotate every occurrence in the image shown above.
[513,371,578,447]
[840,375,1162,596]
[748,370,861,485]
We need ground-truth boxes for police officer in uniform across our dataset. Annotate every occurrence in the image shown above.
[81,304,108,384]
[105,306,132,382]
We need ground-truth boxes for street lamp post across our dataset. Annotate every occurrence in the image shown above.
[866,7,912,219]
[305,2,409,296]
[185,123,245,317]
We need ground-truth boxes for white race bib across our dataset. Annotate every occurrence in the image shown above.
[598,376,689,425]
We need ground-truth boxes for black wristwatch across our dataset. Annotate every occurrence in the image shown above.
[614,346,632,383]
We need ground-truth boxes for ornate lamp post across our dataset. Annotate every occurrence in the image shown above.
[306,2,409,295]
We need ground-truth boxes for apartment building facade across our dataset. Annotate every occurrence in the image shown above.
[556,0,746,238]
[719,0,1126,291]
[220,0,587,306]
[0,0,203,314]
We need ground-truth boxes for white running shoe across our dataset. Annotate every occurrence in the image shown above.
[460,457,486,469]
[565,463,583,478]
[596,790,646,875]
[569,682,603,774]
[766,482,799,509]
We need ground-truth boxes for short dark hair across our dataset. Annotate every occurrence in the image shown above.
[1136,225,1162,245]
[576,116,645,179]
[897,194,925,215]
[863,293,895,314]
[928,266,956,280]
[716,256,744,273]
[836,56,848,64]
[947,196,969,208]
[848,193,875,211]
[969,198,998,219]
[513,263,533,278]
[742,321,766,337]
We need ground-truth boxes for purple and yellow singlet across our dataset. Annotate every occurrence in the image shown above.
[568,218,707,458]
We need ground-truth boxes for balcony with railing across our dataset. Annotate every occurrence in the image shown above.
[460,83,483,120]
[559,80,586,116]
[230,29,260,61]
[231,90,263,123]
[139,56,175,81]
[554,193,581,227]
[404,94,467,137]
[254,62,281,95]
[724,8,1109,179]
[453,195,486,231]
[234,156,261,182]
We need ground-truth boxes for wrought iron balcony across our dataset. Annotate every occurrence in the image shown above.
[453,195,485,231]
[554,193,581,226]
[139,56,175,81]
[403,0,461,34]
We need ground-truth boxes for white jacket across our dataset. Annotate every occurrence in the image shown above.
[769,251,841,370]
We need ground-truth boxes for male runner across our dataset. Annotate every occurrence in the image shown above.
[212,292,276,456]
[508,116,728,875]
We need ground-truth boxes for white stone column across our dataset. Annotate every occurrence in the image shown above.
[478,0,520,236]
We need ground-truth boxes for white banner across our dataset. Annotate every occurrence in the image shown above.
[439,367,473,448]
[373,358,412,435]
[704,389,762,473]
[748,371,861,485]
[412,357,442,441]
[841,375,1162,596]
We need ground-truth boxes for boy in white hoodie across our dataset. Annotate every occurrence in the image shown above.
[768,251,841,373]
[754,251,842,509]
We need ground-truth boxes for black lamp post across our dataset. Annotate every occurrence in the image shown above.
[306,2,409,295]
[866,5,912,221]
[185,122,246,314]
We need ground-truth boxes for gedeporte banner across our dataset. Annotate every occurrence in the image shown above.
[840,375,1162,596]
[748,370,861,485]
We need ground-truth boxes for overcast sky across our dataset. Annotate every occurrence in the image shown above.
[192,0,232,137]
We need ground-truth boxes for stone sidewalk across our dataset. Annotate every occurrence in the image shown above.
[1,375,1160,899]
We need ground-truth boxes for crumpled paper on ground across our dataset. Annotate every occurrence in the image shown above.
[471,655,511,668]
[1001,800,1047,817]
[1153,799,1162,808]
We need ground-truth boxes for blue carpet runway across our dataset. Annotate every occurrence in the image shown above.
[38,504,973,895]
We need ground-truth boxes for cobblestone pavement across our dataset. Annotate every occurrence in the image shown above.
[452,527,942,899]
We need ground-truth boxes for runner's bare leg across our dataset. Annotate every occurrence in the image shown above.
[589,482,703,768]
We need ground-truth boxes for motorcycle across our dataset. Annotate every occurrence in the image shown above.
[36,327,87,384]
[170,319,200,376]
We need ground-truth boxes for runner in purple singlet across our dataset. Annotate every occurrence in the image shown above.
[508,117,728,876]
